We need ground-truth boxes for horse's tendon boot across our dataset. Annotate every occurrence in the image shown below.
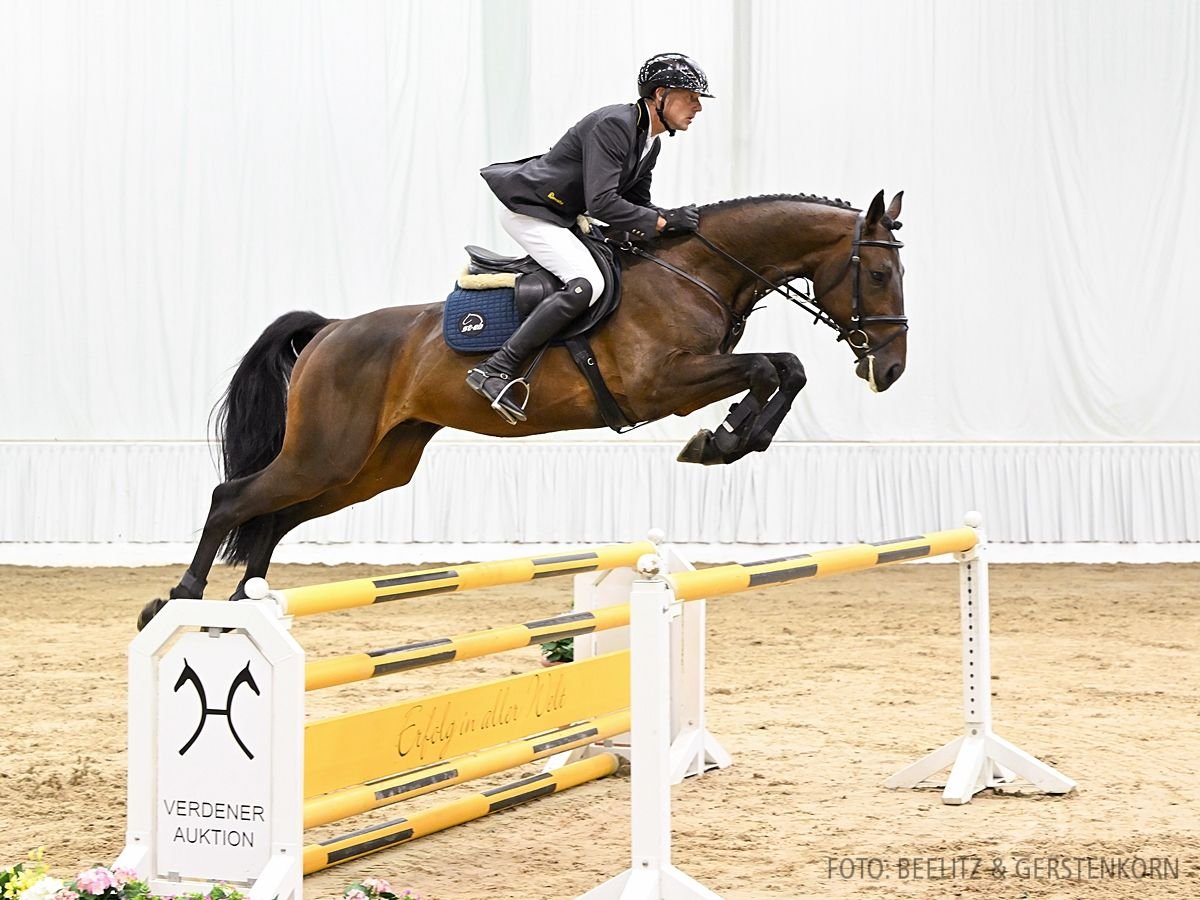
[720,395,762,434]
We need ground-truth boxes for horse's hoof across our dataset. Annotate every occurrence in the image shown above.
[137,598,167,631]
[677,430,713,464]
[678,429,732,466]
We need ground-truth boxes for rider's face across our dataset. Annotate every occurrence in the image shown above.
[659,89,703,131]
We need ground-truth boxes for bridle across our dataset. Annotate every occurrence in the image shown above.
[615,211,907,360]
[694,211,907,357]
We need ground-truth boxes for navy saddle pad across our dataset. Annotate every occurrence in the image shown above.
[443,287,522,353]
[443,231,622,354]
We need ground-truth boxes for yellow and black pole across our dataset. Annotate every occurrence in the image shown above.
[667,528,978,601]
[305,603,632,691]
[268,540,655,617]
[302,753,620,875]
[304,710,630,828]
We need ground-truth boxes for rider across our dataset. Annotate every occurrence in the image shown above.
[466,52,713,423]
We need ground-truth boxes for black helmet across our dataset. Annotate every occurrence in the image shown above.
[638,53,714,99]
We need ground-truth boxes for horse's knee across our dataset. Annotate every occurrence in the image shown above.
[747,356,781,398]
[772,353,807,393]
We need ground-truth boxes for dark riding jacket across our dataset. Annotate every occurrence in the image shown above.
[481,101,663,239]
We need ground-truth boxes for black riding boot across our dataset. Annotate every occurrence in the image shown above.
[467,277,593,423]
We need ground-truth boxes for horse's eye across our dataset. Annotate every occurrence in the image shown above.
[870,270,887,285]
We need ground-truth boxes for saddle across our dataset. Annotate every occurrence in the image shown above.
[443,228,634,431]
[443,229,622,354]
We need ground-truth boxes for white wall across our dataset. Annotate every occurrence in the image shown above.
[2,1,1197,557]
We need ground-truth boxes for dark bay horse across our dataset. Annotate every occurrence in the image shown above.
[138,190,906,628]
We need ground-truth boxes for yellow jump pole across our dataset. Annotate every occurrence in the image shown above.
[278,541,655,618]
[305,603,633,691]
[668,528,978,602]
[302,752,620,875]
[304,710,630,829]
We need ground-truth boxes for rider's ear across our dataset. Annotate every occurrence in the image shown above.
[885,191,904,225]
[864,190,887,228]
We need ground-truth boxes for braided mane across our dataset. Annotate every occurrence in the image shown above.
[698,193,857,214]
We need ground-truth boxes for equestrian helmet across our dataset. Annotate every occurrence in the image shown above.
[638,53,714,99]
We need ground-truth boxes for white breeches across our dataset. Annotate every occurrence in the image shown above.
[499,207,605,305]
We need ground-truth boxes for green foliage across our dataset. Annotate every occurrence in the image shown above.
[541,637,574,663]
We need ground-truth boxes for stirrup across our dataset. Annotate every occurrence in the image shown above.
[467,367,530,425]
[489,375,530,424]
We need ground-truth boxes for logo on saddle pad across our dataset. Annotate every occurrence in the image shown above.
[459,312,485,334]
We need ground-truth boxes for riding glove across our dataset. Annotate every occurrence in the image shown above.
[660,204,700,235]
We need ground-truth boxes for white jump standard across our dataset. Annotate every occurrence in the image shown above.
[583,512,1076,898]
[884,512,1077,803]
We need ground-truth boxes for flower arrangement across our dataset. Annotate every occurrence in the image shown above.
[1,852,418,900]
[0,853,244,900]
[342,879,418,900]
[0,850,64,900]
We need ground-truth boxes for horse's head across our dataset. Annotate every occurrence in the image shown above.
[815,190,907,392]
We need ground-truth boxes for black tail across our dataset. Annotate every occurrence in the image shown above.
[214,310,331,564]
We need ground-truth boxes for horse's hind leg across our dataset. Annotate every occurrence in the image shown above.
[196,454,364,587]
[137,465,346,629]
[227,422,442,599]
[137,417,386,629]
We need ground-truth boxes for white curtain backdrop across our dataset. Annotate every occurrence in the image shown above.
[2,1,1197,560]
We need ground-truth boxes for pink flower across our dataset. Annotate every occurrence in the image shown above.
[74,868,117,894]
[112,867,138,888]
[53,890,80,900]
[362,879,392,895]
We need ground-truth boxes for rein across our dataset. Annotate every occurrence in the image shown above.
[612,212,907,356]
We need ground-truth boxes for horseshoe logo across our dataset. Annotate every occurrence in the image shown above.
[174,659,260,759]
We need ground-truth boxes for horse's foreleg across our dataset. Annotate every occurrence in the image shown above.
[657,352,783,466]
[689,352,806,463]
[226,422,442,600]
[741,352,807,453]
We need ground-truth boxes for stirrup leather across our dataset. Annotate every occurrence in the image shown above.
[467,367,530,425]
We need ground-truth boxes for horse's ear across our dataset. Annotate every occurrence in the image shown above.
[886,191,903,223]
[865,190,887,227]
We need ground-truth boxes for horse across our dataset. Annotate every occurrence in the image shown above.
[137,189,906,628]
